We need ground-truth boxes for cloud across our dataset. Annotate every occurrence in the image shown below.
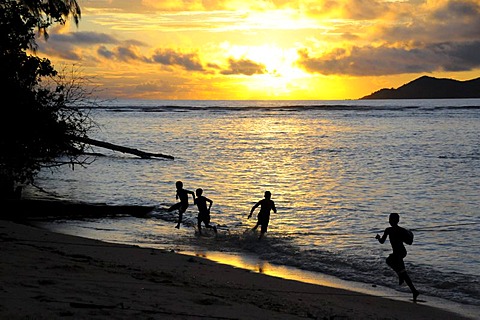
[376,0,480,44]
[341,0,389,20]
[220,58,266,75]
[115,45,143,61]
[97,45,115,59]
[134,81,179,94]
[49,31,119,44]
[38,30,146,62]
[297,41,480,76]
[38,0,480,99]
[141,0,276,11]
[95,44,148,62]
[151,49,205,71]
[433,0,480,20]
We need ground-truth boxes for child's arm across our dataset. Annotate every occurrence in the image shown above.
[188,190,196,201]
[375,228,388,244]
[248,201,260,218]
[207,197,213,210]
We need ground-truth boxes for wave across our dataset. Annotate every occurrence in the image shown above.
[80,99,480,113]
[32,204,480,309]
[143,208,480,307]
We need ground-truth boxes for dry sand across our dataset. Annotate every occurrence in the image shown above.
[0,219,473,319]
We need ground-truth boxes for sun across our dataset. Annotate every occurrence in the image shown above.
[210,8,332,99]
[223,44,313,98]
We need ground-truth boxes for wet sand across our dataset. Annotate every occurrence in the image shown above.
[0,219,472,319]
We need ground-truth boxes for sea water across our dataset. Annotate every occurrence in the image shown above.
[24,99,480,317]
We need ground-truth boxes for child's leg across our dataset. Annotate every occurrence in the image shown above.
[204,216,211,229]
[205,223,217,233]
[168,202,181,212]
[175,208,186,228]
[400,271,419,301]
[175,213,182,228]
[258,224,267,240]
[386,254,405,285]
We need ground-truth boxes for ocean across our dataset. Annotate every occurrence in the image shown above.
[24,99,480,318]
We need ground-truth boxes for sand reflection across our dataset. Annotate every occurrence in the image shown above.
[187,250,362,292]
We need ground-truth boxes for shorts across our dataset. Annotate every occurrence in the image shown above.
[198,211,211,225]
[168,202,188,214]
[386,253,406,273]
[257,212,270,233]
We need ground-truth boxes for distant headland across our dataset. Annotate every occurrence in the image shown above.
[360,75,480,99]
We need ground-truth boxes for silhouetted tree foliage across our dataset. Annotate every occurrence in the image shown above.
[19,0,81,38]
[0,0,95,199]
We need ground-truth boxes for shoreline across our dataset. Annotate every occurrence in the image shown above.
[29,211,480,318]
[177,249,480,319]
[1,219,475,319]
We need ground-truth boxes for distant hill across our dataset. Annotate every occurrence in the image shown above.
[360,75,480,99]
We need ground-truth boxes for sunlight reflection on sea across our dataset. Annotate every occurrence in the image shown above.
[26,99,480,311]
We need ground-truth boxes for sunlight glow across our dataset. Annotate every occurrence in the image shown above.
[237,9,322,31]
[190,250,340,284]
[218,43,313,97]
[37,1,480,100]
[184,250,375,294]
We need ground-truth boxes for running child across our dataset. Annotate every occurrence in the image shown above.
[376,212,419,302]
[168,181,195,229]
[248,191,277,240]
[194,188,217,235]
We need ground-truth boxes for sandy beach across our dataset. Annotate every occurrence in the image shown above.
[0,218,473,320]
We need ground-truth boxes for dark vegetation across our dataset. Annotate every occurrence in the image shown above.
[0,1,172,206]
[360,75,480,99]
[0,0,95,200]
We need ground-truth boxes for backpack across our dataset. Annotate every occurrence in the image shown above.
[403,228,414,245]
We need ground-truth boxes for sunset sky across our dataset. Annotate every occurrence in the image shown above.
[36,0,480,100]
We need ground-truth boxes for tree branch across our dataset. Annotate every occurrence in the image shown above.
[74,136,174,160]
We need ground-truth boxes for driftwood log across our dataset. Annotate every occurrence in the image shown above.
[6,199,155,219]
[75,136,174,160]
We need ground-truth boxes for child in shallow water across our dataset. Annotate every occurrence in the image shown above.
[194,188,217,235]
[376,212,419,302]
[248,191,277,240]
[167,181,195,229]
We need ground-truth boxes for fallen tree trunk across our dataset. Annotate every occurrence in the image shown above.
[6,199,155,219]
[75,136,174,160]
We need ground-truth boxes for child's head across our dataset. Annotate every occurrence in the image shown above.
[175,181,183,189]
[196,188,203,196]
[264,191,271,199]
[389,212,400,226]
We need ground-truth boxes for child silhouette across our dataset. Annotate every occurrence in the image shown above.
[376,212,419,302]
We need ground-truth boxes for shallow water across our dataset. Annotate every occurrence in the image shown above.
[25,99,480,315]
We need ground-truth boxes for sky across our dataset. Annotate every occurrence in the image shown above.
[36,0,480,100]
